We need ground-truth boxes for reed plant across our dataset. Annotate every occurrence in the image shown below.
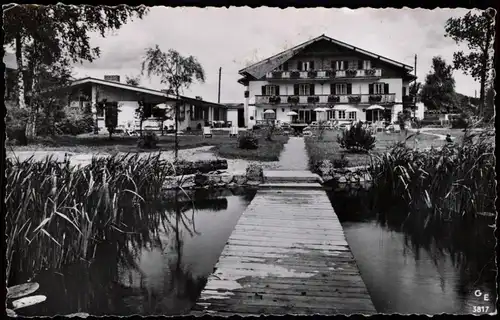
[369,125,496,226]
[5,152,190,284]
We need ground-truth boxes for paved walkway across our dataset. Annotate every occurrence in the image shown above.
[276,137,309,170]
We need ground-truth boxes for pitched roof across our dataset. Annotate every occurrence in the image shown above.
[239,34,414,79]
[67,77,226,108]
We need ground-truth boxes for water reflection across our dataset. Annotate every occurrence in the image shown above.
[328,191,496,314]
[18,188,256,316]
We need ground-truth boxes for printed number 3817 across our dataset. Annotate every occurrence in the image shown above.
[473,306,489,313]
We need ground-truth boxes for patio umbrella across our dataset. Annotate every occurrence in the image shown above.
[286,111,298,116]
[263,109,275,114]
[366,105,384,121]
[313,107,328,112]
[331,105,349,110]
[366,105,384,110]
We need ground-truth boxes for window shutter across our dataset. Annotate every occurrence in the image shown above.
[297,61,302,71]
[331,61,336,70]
[384,83,389,94]
[294,84,300,95]
[261,85,266,95]
[344,60,349,70]
[283,62,289,71]
[358,60,363,69]
[330,84,335,95]
[403,87,406,96]
[369,84,374,94]
[310,84,315,96]
[347,83,352,95]
[310,61,315,70]
[275,85,280,96]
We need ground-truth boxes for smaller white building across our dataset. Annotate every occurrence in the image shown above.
[49,76,227,133]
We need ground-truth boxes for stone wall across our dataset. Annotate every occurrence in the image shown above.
[316,160,373,192]
[162,171,261,190]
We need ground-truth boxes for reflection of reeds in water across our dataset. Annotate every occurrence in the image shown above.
[331,186,496,306]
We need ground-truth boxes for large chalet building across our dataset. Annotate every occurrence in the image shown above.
[238,34,417,128]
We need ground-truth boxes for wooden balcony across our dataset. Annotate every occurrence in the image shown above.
[265,69,382,80]
[255,93,396,105]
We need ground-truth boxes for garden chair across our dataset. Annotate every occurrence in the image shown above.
[203,126,213,138]
[229,126,239,138]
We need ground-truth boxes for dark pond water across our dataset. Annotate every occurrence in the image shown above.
[328,190,497,315]
[17,188,257,317]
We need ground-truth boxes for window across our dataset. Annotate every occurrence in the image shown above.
[338,110,346,119]
[297,61,314,71]
[327,110,335,119]
[333,60,344,70]
[266,85,277,96]
[348,111,357,120]
[299,84,311,96]
[363,60,371,69]
[335,84,347,95]
[374,83,384,94]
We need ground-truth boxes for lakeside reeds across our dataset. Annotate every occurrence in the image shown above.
[369,127,496,225]
[5,153,183,284]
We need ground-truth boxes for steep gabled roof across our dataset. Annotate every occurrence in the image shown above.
[238,34,414,80]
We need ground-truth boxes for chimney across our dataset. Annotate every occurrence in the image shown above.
[104,75,121,83]
[195,96,203,100]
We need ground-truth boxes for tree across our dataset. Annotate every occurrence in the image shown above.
[141,46,205,160]
[104,101,120,140]
[125,75,141,86]
[3,4,148,137]
[420,56,457,113]
[445,9,495,117]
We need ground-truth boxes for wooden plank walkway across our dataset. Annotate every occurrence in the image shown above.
[193,187,376,316]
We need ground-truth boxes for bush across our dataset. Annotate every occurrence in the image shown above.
[137,132,159,149]
[238,133,259,150]
[337,121,376,153]
[451,114,469,129]
[252,125,261,130]
[5,103,29,145]
[333,154,349,168]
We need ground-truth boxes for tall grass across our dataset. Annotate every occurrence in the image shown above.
[5,153,186,284]
[369,126,496,225]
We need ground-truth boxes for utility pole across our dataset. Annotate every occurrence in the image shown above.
[414,54,417,80]
[218,67,221,104]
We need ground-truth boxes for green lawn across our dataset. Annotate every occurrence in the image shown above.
[305,129,446,170]
[10,130,289,162]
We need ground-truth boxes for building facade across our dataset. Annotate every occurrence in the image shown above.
[238,35,417,128]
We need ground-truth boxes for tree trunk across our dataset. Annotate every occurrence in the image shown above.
[15,32,26,110]
[175,92,180,162]
[480,16,493,118]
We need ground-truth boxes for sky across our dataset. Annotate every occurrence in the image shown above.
[67,7,480,103]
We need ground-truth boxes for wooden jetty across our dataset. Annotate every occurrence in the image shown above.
[193,175,376,316]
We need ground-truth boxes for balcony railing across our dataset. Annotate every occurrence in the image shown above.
[266,69,382,80]
[255,94,396,105]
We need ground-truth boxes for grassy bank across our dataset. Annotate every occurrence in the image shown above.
[10,130,289,162]
[5,154,185,284]
[213,134,288,161]
[305,129,442,171]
